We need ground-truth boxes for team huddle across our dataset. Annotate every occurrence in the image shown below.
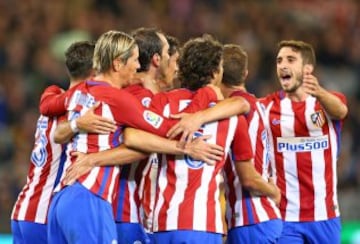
[10,27,347,244]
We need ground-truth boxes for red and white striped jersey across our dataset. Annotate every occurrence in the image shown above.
[260,90,347,222]
[149,89,240,234]
[11,85,66,224]
[223,90,281,229]
[55,80,174,203]
[114,84,155,224]
[11,115,63,223]
[113,85,218,226]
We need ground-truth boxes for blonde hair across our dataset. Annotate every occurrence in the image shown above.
[93,30,137,73]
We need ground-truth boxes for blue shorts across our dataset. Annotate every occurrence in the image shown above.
[227,219,283,244]
[278,217,341,244]
[153,230,222,244]
[116,222,151,244]
[47,182,117,244]
[11,220,47,244]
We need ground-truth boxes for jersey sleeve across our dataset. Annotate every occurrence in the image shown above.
[331,91,347,106]
[231,115,253,162]
[111,90,175,137]
[181,86,218,113]
[39,85,67,116]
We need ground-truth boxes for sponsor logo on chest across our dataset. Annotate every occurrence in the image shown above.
[277,135,329,152]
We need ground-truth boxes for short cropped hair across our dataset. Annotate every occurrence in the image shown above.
[277,40,316,66]
[222,44,248,87]
[65,41,95,80]
[131,27,164,72]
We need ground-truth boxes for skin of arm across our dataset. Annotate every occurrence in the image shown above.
[63,128,224,185]
[235,160,281,206]
[167,96,250,142]
[124,127,224,164]
[54,102,117,144]
[63,144,148,185]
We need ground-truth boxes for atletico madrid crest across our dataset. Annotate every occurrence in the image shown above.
[310,110,326,127]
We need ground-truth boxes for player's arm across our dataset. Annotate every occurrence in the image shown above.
[123,127,224,164]
[63,144,148,185]
[234,160,280,205]
[167,86,250,146]
[39,85,67,116]
[303,72,348,119]
[54,102,117,144]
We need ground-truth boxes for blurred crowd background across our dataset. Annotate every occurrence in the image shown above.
[0,0,359,234]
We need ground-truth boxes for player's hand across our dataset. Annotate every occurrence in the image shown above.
[63,151,95,185]
[76,102,117,134]
[302,67,324,98]
[268,177,281,207]
[166,112,204,148]
[184,135,224,165]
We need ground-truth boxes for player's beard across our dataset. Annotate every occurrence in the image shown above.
[283,72,303,93]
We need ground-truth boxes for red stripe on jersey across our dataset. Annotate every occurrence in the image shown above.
[260,197,278,219]
[157,161,177,230]
[177,168,204,229]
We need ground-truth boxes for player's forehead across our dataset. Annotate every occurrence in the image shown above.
[277,46,302,60]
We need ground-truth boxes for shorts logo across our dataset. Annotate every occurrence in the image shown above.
[310,110,326,128]
[143,110,163,129]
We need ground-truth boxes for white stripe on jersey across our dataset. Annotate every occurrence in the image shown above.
[153,155,168,231]
[280,98,300,220]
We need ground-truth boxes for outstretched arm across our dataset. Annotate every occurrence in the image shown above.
[167,96,250,144]
[63,144,148,185]
[124,127,224,164]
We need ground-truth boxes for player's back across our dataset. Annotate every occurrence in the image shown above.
[150,88,238,234]
[11,115,63,223]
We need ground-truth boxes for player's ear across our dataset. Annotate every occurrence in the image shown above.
[152,53,161,67]
[303,64,314,74]
[113,58,123,72]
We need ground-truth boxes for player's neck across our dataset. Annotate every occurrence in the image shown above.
[286,88,309,102]
[220,84,246,98]
[135,72,161,94]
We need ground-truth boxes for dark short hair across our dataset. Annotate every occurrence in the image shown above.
[131,27,164,72]
[178,34,223,91]
[222,44,248,87]
[166,35,180,56]
[65,41,95,80]
[277,40,316,66]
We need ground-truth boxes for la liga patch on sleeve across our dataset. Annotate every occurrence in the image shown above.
[143,110,163,129]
